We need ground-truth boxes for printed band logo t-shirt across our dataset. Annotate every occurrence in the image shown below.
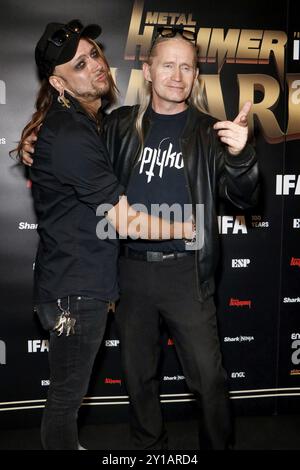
[125,107,191,252]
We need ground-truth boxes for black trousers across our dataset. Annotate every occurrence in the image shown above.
[35,296,109,449]
[116,255,233,450]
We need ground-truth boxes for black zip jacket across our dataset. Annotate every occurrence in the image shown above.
[103,104,259,301]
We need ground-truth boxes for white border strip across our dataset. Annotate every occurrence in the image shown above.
[0,405,45,411]
[229,387,300,394]
[84,393,193,400]
[0,399,46,405]
[1,389,300,411]
[231,393,300,399]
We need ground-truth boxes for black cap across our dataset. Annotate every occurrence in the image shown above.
[35,19,102,77]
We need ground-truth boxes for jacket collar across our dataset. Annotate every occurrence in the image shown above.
[181,105,202,140]
[143,103,200,140]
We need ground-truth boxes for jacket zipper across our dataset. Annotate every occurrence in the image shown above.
[179,136,202,301]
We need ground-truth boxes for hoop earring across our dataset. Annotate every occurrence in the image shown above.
[57,91,71,108]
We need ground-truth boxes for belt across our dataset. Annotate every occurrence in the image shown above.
[121,246,194,262]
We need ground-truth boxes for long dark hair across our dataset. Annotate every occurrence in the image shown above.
[10,79,54,160]
[10,39,118,160]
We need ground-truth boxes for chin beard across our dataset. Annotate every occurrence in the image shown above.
[71,81,110,101]
[92,81,110,98]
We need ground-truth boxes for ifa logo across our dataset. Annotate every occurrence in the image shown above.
[218,216,247,234]
[276,175,300,195]
[28,340,49,353]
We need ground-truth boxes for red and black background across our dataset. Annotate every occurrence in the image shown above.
[0,0,299,428]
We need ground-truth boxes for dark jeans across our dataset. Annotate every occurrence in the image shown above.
[116,255,233,450]
[35,296,109,450]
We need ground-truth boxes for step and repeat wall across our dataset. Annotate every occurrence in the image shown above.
[0,0,299,428]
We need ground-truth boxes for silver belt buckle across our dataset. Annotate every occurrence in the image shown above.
[163,253,175,260]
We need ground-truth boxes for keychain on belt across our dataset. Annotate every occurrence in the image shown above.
[53,297,76,336]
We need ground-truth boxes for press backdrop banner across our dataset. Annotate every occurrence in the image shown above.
[0,0,299,427]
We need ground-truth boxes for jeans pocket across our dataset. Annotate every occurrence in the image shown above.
[35,302,60,332]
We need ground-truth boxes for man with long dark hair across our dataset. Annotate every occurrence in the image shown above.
[22,27,258,450]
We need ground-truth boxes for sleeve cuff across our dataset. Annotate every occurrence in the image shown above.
[105,184,125,208]
[224,144,256,167]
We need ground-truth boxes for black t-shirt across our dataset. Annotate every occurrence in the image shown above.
[125,107,191,252]
[30,93,124,303]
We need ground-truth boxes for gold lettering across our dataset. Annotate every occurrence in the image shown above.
[120,70,300,143]
[169,13,180,25]
[144,11,195,26]
[145,12,158,24]
[199,74,227,120]
[197,28,212,61]
[158,12,168,24]
[236,30,263,63]
[286,74,300,141]
[176,14,187,26]
[207,29,240,70]
[124,0,154,61]
[124,69,145,106]
[259,30,287,88]
[187,14,196,26]
[238,74,284,143]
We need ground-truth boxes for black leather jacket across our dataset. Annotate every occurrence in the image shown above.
[103,104,259,301]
